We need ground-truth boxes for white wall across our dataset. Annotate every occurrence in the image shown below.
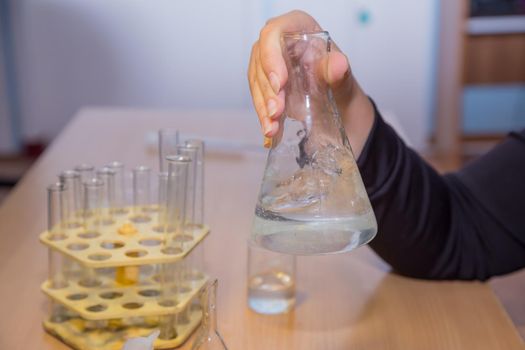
[263,0,438,149]
[12,0,249,140]
[11,0,437,150]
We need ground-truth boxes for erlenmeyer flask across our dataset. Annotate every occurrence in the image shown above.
[191,279,228,350]
[251,31,377,255]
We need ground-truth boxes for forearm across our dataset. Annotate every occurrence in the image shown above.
[357,104,525,280]
[356,105,456,279]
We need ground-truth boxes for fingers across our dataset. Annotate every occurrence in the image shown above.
[251,74,270,134]
[255,48,279,119]
[249,43,281,140]
[247,10,324,141]
[248,44,266,131]
[258,25,287,91]
[248,44,266,118]
[255,60,285,124]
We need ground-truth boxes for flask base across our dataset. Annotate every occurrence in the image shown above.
[251,213,377,255]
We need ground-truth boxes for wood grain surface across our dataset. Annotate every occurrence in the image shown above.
[0,108,522,350]
[464,34,525,85]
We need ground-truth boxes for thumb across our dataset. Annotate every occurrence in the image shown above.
[325,51,352,94]
[321,50,362,120]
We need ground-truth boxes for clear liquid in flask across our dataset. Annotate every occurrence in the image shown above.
[250,31,377,255]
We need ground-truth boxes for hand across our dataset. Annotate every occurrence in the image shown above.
[247,10,375,157]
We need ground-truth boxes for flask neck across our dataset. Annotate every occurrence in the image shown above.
[282,32,331,108]
[275,31,343,152]
[205,280,219,332]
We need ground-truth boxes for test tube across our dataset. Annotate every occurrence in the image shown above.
[74,164,95,211]
[47,182,69,288]
[158,261,179,340]
[158,128,179,173]
[163,155,189,253]
[185,140,206,285]
[79,178,104,287]
[177,144,198,239]
[131,166,152,223]
[47,182,69,323]
[112,165,138,284]
[82,178,104,237]
[58,170,82,228]
[96,167,116,225]
[107,161,128,215]
[156,172,169,232]
[185,139,205,227]
[159,155,189,338]
[186,237,206,287]
[178,144,206,284]
[74,163,95,183]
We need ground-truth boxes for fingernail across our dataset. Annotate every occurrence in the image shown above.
[269,72,280,94]
[263,121,273,136]
[263,136,272,148]
[267,99,277,118]
[264,120,278,137]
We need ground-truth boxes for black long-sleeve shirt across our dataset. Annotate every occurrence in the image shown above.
[357,104,525,281]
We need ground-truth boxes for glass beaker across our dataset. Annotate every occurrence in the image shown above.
[250,31,377,255]
[247,244,296,315]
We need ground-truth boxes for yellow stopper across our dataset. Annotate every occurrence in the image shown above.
[116,223,139,285]
[116,266,139,285]
[118,223,138,236]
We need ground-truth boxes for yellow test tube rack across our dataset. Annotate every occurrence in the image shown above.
[42,134,208,349]
[42,139,209,349]
[41,206,209,350]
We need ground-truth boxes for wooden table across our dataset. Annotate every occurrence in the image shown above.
[0,108,523,350]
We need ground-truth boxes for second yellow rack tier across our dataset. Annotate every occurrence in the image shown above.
[42,274,209,320]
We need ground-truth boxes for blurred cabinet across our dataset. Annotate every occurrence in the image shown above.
[435,0,525,160]
[464,34,525,84]
[462,21,525,148]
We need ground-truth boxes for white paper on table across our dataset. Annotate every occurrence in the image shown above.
[121,330,160,350]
